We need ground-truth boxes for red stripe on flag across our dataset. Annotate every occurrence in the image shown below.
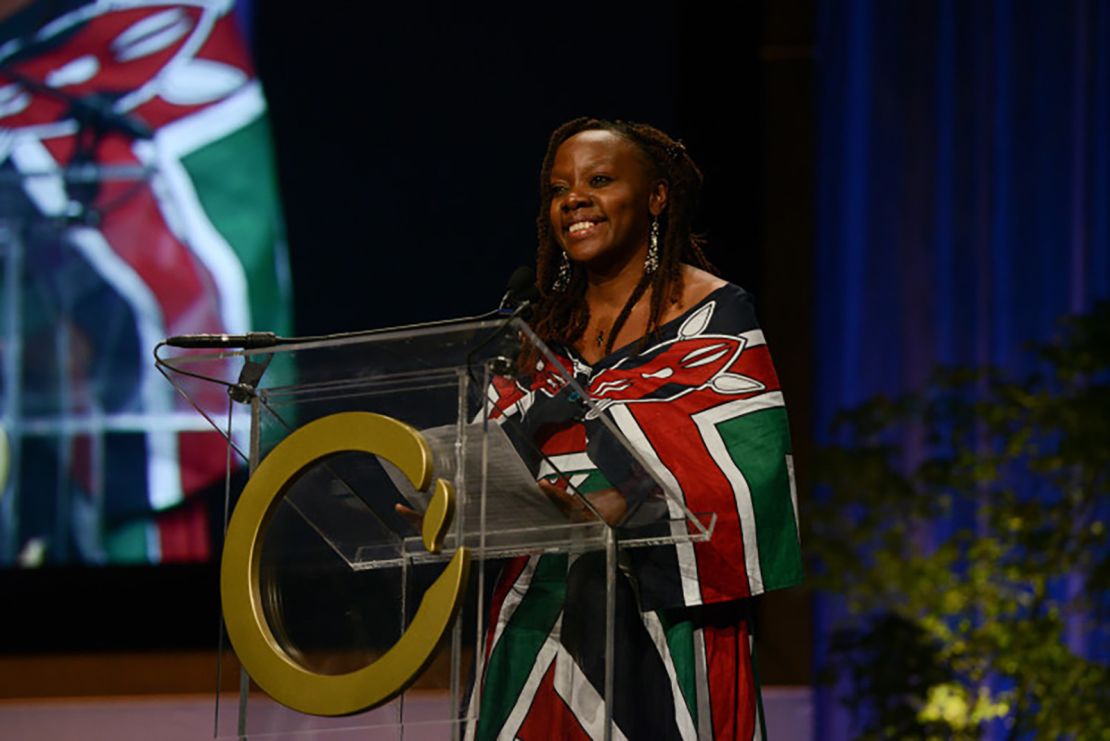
[536,422,588,456]
[630,398,752,602]
[515,661,592,741]
[704,614,757,740]
[178,431,229,494]
[728,344,781,392]
[489,376,528,420]
[158,494,211,562]
[95,169,226,335]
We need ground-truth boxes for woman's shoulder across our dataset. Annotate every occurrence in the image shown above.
[660,266,738,324]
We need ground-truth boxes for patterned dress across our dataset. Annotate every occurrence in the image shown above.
[468,283,802,740]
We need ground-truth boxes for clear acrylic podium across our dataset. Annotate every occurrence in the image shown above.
[157,315,715,740]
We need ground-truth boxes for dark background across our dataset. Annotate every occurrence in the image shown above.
[256,4,784,335]
[4,0,816,686]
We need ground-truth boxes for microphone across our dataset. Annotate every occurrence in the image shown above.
[499,267,539,312]
[0,65,153,140]
[485,268,540,377]
[169,270,534,356]
[164,332,278,349]
[70,92,153,140]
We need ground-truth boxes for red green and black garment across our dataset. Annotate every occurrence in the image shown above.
[468,283,802,740]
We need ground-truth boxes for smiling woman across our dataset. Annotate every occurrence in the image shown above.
[468,119,803,740]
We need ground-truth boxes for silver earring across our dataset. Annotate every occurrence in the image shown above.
[553,250,571,292]
[645,217,660,275]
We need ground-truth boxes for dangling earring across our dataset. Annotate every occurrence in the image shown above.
[553,250,571,292]
[644,217,660,275]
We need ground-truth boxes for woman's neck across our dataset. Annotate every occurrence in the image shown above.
[583,247,650,312]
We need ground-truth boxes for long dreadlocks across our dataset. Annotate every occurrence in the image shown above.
[531,117,715,356]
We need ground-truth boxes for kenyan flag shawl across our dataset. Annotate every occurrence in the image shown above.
[468,283,802,740]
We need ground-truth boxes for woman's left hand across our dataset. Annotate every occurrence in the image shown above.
[538,481,627,526]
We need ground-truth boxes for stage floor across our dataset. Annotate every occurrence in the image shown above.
[0,687,813,739]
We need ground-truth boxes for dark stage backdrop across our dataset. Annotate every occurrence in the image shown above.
[252,4,768,334]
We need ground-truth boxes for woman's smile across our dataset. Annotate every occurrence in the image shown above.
[566,217,606,239]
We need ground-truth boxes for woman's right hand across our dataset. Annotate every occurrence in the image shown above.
[538,481,627,526]
[394,502,423,529]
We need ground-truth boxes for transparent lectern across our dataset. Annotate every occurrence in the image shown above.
[157,315,715,740]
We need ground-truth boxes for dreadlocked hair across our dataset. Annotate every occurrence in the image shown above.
[531,117,715,360]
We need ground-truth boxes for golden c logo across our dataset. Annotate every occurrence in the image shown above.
[220,412,470,716]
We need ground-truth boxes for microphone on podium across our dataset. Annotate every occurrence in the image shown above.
[163,332,279,349]
[499,267,539,314]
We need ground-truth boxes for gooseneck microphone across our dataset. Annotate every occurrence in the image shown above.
[499,266,540,313]
[163,332,278,349]
[167,268,539,351]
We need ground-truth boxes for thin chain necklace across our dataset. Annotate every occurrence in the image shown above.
[591,276,649,351]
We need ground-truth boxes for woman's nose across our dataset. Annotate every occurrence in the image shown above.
[561,189,591,210]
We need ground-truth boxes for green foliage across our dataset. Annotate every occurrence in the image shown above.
[807,303,1110,740]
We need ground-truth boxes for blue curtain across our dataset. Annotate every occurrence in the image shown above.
[815,1,1110,737]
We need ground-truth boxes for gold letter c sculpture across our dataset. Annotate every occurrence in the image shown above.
[220,411,470,716]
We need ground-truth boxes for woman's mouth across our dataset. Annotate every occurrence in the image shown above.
[567,219,604,239]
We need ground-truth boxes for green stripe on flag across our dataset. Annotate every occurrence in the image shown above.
[104,518,152,563]
[578,469,613,493]
[715,407,804,590]
[542,468,613,494]
[477,553,567,741]
[659,609,698,728]
[181,115,292,335]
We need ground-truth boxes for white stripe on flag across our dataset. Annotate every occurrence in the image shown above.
[537,452,595,478]
[10,137,68,215]
[786,453,800,536]
[140,82,269,337]
[693,625,712,741]
[738,329,767,348]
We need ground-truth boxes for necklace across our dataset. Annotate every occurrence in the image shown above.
[595,328,605,347]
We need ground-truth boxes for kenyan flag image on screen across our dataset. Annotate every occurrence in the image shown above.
[0,0,292,565]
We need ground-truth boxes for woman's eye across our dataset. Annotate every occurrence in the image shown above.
[549,183,568,195]
[590,175,612,186]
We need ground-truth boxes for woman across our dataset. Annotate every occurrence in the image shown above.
[468,118,802,740]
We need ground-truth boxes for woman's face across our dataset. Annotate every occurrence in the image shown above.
[548,129,667,273]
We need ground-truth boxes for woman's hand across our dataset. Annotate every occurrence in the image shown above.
[538,481,627,526]
[394,502,423,529]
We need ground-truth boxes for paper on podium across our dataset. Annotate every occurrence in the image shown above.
[385,422,576,539]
